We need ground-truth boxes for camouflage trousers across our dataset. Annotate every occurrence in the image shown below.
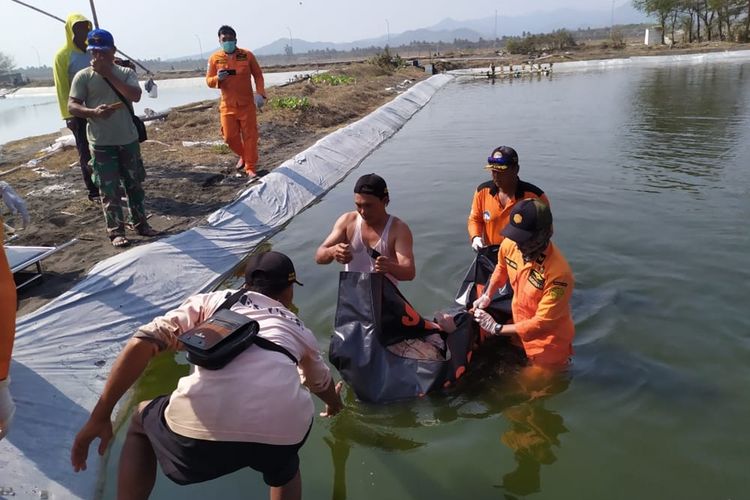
[90,141,147,238]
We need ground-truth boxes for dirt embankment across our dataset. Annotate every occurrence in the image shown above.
[1,63,427,315]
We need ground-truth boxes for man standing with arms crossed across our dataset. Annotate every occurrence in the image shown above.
[206,25,267,178]
[53,13,99,201]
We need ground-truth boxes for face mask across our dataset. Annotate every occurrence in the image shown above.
[221,41,237,53]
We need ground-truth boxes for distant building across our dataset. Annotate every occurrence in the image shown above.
[0,72,28,86]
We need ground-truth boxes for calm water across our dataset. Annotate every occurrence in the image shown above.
[0,71,310,145]
[103,60,750,499]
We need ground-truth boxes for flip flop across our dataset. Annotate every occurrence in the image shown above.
[111,236,131,248]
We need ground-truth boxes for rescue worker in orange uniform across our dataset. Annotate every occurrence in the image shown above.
[0,181,30,440]
[468,146,549,251]
[472,199,575,368]
[206,25,266,178]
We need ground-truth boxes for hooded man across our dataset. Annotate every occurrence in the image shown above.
[53,13,99,201]
[472,199,575,368]
[206,25,267,178]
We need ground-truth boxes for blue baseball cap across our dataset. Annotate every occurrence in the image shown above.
[86,29,115,51]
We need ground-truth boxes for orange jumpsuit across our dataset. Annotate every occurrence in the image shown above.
[206,48,266,175]
[1,221,17,380]
[487,239,574,366]
[468,180,549,245]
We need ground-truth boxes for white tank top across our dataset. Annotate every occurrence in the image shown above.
[345,214,397,283]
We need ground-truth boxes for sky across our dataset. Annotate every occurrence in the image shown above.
[1,0,620,68]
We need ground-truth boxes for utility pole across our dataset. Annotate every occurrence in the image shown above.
[194,34,204,62]
[286,27,293,56]
[610,0,615,39]
[385,19,390,47]
[494,9,498,49]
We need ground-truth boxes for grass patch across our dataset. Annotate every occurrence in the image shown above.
[311,73,355,86]
[268,96,311,110]
[210,143,232,154]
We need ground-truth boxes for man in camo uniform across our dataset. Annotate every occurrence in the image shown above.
[68,29,157,247]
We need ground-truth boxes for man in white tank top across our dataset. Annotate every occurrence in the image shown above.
[315,174,415,282]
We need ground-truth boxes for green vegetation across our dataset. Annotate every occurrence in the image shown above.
[633,0,750,43]
[210,144,232,154]
[505,29,577,54]
[268,96,311,110]
[0,51,15,73]
[369,47,404,73]
[311,73,355,85]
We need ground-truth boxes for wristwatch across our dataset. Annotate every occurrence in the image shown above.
[493,323,504,335]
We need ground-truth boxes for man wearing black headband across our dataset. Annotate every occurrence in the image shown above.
[468,146,550,252]
[315,173,415,282]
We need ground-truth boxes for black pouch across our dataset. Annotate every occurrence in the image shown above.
[179,309,259,370]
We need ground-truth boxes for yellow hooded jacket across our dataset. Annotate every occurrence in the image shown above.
[53,13,92,120]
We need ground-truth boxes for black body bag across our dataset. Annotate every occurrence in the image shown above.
[329,272,476,403]
[179,290,296,370]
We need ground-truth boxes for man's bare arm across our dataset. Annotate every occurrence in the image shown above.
[68,96,115,120]
[374,218,415,281]
[315,213,353,265]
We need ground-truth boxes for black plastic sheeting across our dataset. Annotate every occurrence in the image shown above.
[330,246,512,403]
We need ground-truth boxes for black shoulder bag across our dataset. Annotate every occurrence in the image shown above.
[179,289,297,370]
[103,77,147,142]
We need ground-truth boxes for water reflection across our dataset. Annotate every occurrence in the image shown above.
[323,338,571,500]
[622,63,750,193]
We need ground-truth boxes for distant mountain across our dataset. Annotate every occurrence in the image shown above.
[430,3,653,36]
[172,3,654,59]
[253,28,484,56]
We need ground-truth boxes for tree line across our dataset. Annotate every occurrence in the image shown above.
[633,0,750,43]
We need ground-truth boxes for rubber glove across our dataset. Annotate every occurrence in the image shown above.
[473,309,502,335]
[254,94,266,110]
[471,236,485,252]
[0,181,30,229]
[217,69,230,81]
[472,292,491,310]
[0,377,15,440]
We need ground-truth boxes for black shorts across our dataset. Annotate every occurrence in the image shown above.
[141,395,312,487]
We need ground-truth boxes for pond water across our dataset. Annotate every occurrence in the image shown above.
[0,71,312,146]
[102,59,750,499]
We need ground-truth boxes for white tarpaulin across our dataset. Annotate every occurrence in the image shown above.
[0,74,453,499]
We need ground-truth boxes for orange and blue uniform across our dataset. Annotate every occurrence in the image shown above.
[468,181,549,245]
[1,221,16,380]
[206,48,265,174]
[488,238,574,366]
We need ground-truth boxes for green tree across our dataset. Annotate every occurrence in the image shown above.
[0,51,15,74]
[633,0,681,42]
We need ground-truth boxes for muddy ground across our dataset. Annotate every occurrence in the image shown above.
[1,62,427,314]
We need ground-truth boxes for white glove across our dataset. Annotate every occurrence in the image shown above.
[472,292,491,310]
[471,236,485,252]
[254,94,266,110]
[217,69,230,81]
[0,181,30,229]
[473,309,501,335]
[0,377,16,440]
